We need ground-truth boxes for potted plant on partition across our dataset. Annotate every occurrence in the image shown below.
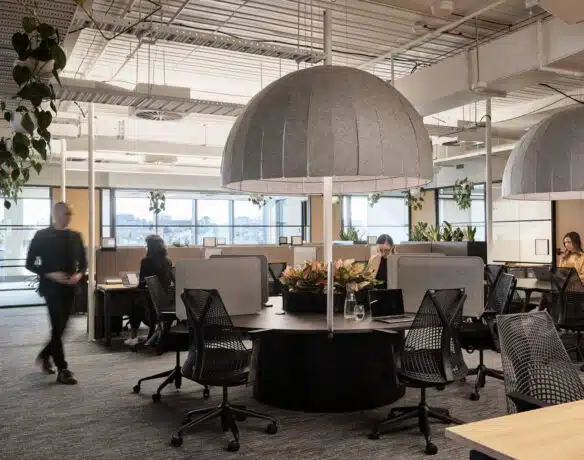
[148,190,166,229]
[279,259,380,313]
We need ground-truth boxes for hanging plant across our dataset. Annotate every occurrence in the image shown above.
[402,189,425,211]
[248,193,271,208]
[0,14,67,209]
[148,190,166,215]
[367,192,382,207]
[453,177,474,210]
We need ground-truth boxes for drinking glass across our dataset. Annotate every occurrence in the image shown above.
[354,303,365,321]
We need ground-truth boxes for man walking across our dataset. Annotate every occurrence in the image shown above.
[26,202,87,385]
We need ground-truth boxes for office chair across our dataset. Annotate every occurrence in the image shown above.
[132,276,208,402]
[498,312,584,414]
[548,268,584,361]
[171,289,278,452]
[484,264,504,306]
[369,288,468,455]
[461,273,516,401]
[268,262,286,296]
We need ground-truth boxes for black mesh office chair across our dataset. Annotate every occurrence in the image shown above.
[498,312,584,413]
[484,264,504,306]
[268,262,286,296]
[369,288,468,455]
[171,289,278,452]
[461,273,516,401]
[548,268,584,361]
[132,276,201,402]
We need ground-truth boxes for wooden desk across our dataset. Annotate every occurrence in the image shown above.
[96,284,142,346]
[514,278,551,311]
[446,400,584,460]
[233,297,410,412]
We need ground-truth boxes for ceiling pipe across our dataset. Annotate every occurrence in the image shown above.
[358,0,512,69]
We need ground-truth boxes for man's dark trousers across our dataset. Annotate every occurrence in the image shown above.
[39,285,75,370]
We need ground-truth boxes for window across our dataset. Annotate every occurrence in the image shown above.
[342,196,409,243]
[196,199,230,244]
[159,197,195,246]
[438,184,486,241]
[101,189,112,238]
[0,186,51,306]
[233,200,270,244]
[114,190,155,246]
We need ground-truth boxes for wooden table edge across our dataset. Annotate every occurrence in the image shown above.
[445,427,515,460]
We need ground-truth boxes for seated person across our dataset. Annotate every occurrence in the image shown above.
[125,235,174,346]
[367,234,395,290]
[538,231,584,311]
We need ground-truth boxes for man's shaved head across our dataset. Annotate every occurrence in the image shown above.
[53,202,72,229]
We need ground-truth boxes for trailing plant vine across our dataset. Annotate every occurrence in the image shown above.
[453,177,474,210]
[367,192,382,207]
[402,189,425,211]
[0,13,67,209]
[248,193,271,208]
[148,190,166,215]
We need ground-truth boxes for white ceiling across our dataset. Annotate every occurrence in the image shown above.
[1,0,583,178]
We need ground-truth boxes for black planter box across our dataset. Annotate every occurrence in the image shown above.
[282,289,370,314]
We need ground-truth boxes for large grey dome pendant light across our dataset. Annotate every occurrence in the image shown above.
[220,9,433,330]
[502,105,584,200]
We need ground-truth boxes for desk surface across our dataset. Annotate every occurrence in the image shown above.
[96,283,139,291]
[231,297,412,332]
[445,400,584,460]
[515,278,551,291]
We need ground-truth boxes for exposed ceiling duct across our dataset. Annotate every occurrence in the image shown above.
[538,0,584,25]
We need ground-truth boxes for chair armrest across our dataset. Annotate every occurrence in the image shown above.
[507,391,549,412]
[248,329,272,335]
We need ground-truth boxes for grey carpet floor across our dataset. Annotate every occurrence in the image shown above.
[0,307,577,460]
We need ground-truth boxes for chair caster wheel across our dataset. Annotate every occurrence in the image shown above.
[235,414,247,422]
[459,377,466,383]
[170,436,183,447]
[266,422,278,434]
[132,385,140,394]
[368,431,380,440]
[203,388,210,399]
[436,384,445,391]
[425,442,438,455]
[227,440,240,452]
[152,393,161,402]
[470,392,480,401]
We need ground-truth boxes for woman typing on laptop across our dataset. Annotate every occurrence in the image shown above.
[125,235,174,346]
[367,234,395,290]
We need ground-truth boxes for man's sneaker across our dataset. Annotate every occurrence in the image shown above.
[124,337,140,347]
[57,369,78,385]
[36,356,56,375]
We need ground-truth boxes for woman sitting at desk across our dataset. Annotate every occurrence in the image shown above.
[367,234,395,290]
[537,231,584,312]
[125,235,174,346]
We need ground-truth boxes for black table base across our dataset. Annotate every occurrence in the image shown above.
[253,330,405,412]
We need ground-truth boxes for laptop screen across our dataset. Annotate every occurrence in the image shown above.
[369,289,405,317]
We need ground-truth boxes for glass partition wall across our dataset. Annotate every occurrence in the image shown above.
[437,184,486,241]
[110,190,309,246]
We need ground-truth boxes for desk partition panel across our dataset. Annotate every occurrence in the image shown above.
[389,255,483,317]
[174,258,263,321]
[210,254,269,304]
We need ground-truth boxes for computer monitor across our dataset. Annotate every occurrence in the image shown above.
[368,289,405,317]
[291,236,303,246]
[203,237,217,248]
[279,236,288,245]
[101,237,116,251]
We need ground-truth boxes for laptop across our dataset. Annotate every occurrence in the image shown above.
[369,289,415,324]
[533,266,552,282]
[121,272,139,286]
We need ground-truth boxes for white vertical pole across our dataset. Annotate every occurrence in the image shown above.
[323,9,334,332]
[485,98,493,262]
[87,103,96,341]
[60,139,67,201]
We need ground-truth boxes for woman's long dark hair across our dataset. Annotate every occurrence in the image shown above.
[564,231,583,253]
[145,235,172,291]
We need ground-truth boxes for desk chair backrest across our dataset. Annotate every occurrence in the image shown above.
[549,268,584,326]
[180,288,249,382]
[498,312,584,413]
[268,262,286,296]
[144,275,172,321]
[400,288,468,384]
[485,264,504,296]
[485,273,516,315]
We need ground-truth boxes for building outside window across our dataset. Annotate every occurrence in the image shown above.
[342,195,409,243]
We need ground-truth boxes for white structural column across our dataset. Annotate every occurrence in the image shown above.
[60,139,67,201]
[485,98,493,261]
[87,103,96,341]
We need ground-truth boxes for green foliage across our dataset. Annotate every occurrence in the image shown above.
[464,225,477,242]
[402,189,425,211]
[148,190,166,215]
[442,221,453,241]
[453,177,474,210]
[248,193,271,208]
[411,221,466,242]
[452,227,464,242]
[411,222,429,241]
[367,192,382,207]
[1,14,66,209]
[339,226,366,244]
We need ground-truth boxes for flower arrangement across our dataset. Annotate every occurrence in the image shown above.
[279,259,380,295]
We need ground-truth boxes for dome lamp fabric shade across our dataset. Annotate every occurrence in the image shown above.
[503,106,584,200]
[221,65,433,194]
